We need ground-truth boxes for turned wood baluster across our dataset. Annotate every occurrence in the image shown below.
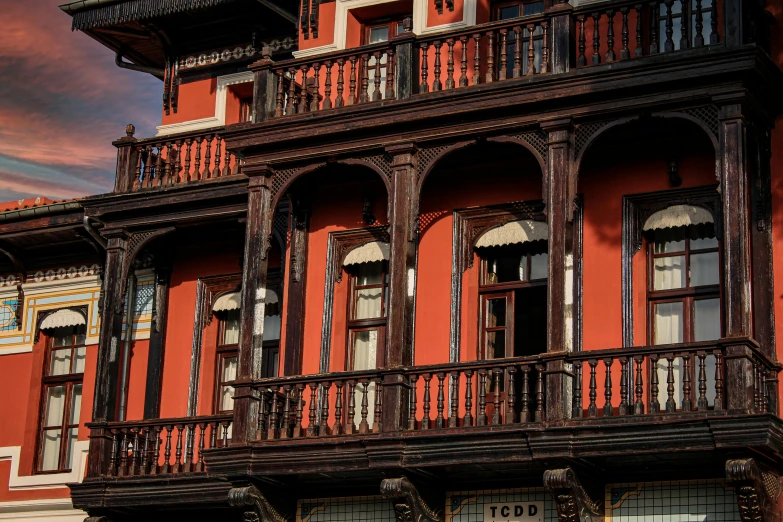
[572,362,582,418]
[682,354,693,411]
[435,372,446,428]
[753,362,760,412]
[174,424,184,473]
[348,56,358,104]
[541,21,549,73]
[592,13,601,64]
[477,370,488,425]
[420,43,430,93]
[195,423,206,472]
[299,65,310,112]
[620,7,630,59]
[432,41,443,91]
[714,350,724,410]
[142,145,153,188]
[151,426,162,474]
[320,382,331,436]
[268,386,280,439]
[348,381,357,433]
[202,135,212,179]
[634,5,643,56]
[140,427,151,475]
[663,0,674,52]
[697,352,708,411]
[307,382,318,437]
[472,34,481,85]
[359,54,370,103]
[162,143,173,184]
[512,27,523,77]
[449,371,460,428]
[385,50,396,99]
[359,380,370,434]
[162,425,173,473]
[118,429,129,475]
[491,368,502,425]
[373,378,383,432]
[693,0,704,46]
[634,356,644,414]
[422,373,432,429]
[408,376,418,430]
[507,367,516,424]
[459,36,469,87]
[498,30,508,80]
[445,39,456,89]
[577,15,587,66]
[132,428,142,474]
[619,357,629,415]
[182,139,192,182]
[587,360,598,417]
[333,381,343,436]
[109,430,119,475]
[154,143,164,186]
[133,147,143,190]
[221,421,230,446]
[307,63,319,111]
[650,1,660,53]
[649,355,661,413]
[526,24,536,75]
[316,62,326,111]
[485,31,495,83]
[665,355,676,412]
[257,388,268,439]
[275,71,285,117]
[336,59,345,107]
[294,384,305,438]
[214,137,223,177]
[287,68,298,115]
[606,9,616,61]
[464,370,474,426]
[679,0,689,49]
[193,137,203,181]
[521,366,531,422]
[172,141,182,183]
[209,422,218,449]
[535,365,545,422]
[372,52,383,101]
[710,0,719,43]
[223,146,233,176]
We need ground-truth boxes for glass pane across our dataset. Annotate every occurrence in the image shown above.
[529,253,548,280]
[44,386,66,427]
[486,253,523,283]
[222,310,240,345]
[66,427,78,469]
[694,298,721,341]
[263,315,281,341]
[654,255,686,290]
[73,346,86,374]
[523,1,544,15]
[355,262,383,285]
[355,287,383,319]
[40,429,62,471]
[369,26,389,43]
[486,298,506,327]
[352,330,379,371]
[69,384,82,425]
[220,385,235,411]
[486,331,506,359]
[396,22,404,36]
[690,252,719,286]
[691,235,718,250]
[221,356,238,382]
[654,301,684,344]
[499,5,519,19]
[50,348,72,376]
[52,332,73,347]
[654,237,686,254]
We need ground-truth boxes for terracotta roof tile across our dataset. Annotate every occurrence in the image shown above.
[0,197,64,212]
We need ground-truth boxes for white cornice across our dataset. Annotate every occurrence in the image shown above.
[0,442,88,490]
[0,498,86,521]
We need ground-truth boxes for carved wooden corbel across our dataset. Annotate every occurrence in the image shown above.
[84,517,112,522]
[380,476,442,522]
[228,485,290,522]
[726,458,781,522]
[543,468,604,522]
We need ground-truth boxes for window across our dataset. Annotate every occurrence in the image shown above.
[362,16,409,101]
[215,309,240,414]
[647,223,721,345]
[479,241,548,360]
[492,0,545,78]
[658,0,716,52]
[37,325,86,472]
[240,97,253,123]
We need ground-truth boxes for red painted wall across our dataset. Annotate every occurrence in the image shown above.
[161,78,217,126]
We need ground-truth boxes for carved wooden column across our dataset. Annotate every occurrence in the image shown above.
[250,45,278,123]
[232,165,274,444]
[546,1,574,74]
[542,119,575,422]
[383,144,418,432]
[716,96,755,413]
[88,228,129,476]
[143,266,170,419]
[283,199,309,375]
[392,18,417,100]
[112,124,137,193]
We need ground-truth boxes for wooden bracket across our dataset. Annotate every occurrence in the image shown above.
[84,517,112,522]
[228,485,290,522]
[543,467,604,522]
[726,458,781,522]
[380,476,442,522]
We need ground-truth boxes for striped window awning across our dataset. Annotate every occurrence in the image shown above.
[40,309,86,330]
[643,205,714,231]
[212,289,278,312]
[475,219,548,248]
[343,241,390,266]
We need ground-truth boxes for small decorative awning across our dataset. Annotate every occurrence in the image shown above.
[343,241,390,266]
[61,0,239,31]
[643,205,714,231]
[213,289,279,312]
[475,220,548,248]
[40,309,86,330]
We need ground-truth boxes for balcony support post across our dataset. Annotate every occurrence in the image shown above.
[383,143,418,432]
[251,46,278,123]
[392,19,417,100]
[542,119,575,422]
[233,165,275,444]
[546,2,574,74]
[112,124,138,193]
[143,266,170,419]
[283,199,310,375]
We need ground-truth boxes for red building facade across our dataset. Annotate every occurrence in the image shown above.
[0,0,782,520]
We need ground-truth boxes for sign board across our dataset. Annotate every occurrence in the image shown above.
[483,502,544,522]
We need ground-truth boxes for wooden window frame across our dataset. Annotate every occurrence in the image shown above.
[361,16,408,45]
[213,311,239,415]
[35,325,86,474]
[345,261,389,370]
[491,0,547,21]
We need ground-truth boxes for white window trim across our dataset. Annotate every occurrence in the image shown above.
[0,441,88,490]
[0,498,87,521]
[155,71,255,136]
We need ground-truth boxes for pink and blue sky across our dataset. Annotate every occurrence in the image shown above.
[0,0,162,201]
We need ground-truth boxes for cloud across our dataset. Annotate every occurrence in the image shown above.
[0,0,161,201]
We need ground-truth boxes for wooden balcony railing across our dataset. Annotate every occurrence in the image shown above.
[102,414,232,477]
